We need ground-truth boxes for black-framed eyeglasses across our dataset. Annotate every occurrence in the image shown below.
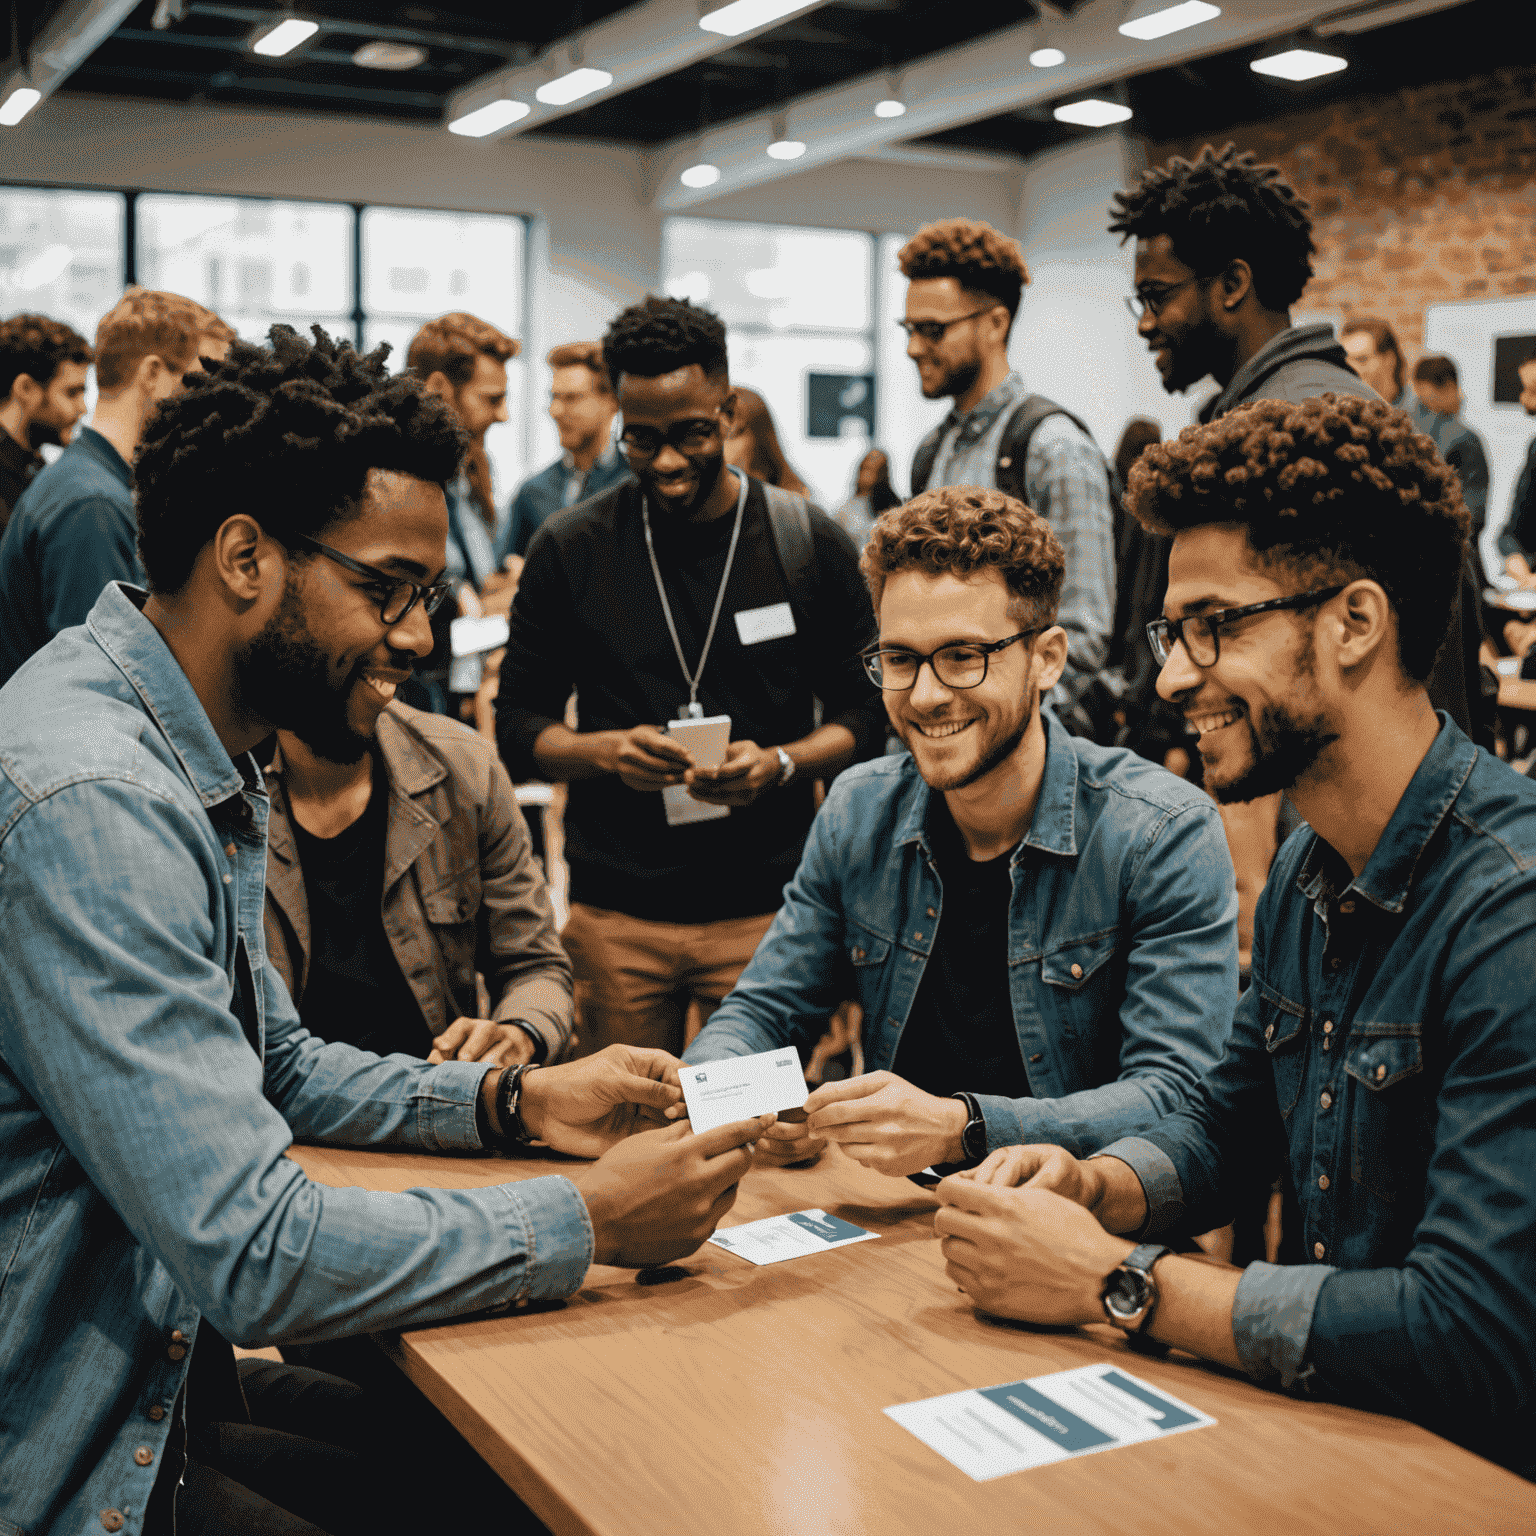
[291,534,453,626]
[896,306,1000,345]
[862,630,1041,691]
[1123,277,1208,321]
[618,410,724,459]
[1147,586,1347,668]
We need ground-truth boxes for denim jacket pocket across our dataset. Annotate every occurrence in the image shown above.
[1257,982,1310,1117]
[846,930,891,969]
[1039,928,1121,1042]
[1344,1021,1426,1203]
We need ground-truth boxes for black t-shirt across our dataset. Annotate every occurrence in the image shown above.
[495,476,884,922]
[289,761,427,1058]
[892,795,1032,1102]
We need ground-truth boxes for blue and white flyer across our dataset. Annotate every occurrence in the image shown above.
[707,1209,879,1265]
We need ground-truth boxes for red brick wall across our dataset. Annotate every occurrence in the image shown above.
[1146,65,1536,358]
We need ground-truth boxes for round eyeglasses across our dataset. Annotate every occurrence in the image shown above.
[862,630,1040,691]
[291,535,454,626]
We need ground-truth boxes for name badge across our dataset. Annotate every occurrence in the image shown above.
[734,602,797,646]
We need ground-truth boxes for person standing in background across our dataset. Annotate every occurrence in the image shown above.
[1339,316,1411,411]
[724,385,813,498]
[0,289,233,688]
[1411,354,1491,580]
[499,340,632,569]
[832,447,901,549]
[0,314,93,529]
[405,312,518,714]
[902,218,1116,730]
[1497,349,1536,591]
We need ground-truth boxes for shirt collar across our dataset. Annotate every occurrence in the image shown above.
[944,370,1025,447]
[75,425,133,490]
[85,582,247,809]
[1296,713,1477,915]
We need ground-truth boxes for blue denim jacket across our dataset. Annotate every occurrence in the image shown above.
[687,711,1238,1156]
[0,585,594,1535]
[1101,718,1536,1477]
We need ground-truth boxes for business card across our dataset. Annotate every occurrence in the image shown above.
[681,1047,809,1135]
[708,1209,879,1266]
[886,1363,1216,1482]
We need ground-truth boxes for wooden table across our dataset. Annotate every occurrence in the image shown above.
[289,1142,1535,1536]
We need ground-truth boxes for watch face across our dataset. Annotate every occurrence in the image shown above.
[1105,1268,1153,1321]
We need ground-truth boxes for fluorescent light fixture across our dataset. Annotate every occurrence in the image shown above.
[1118,1,1220,41]
[766,138,805,160]
[1029,47,1066,67]
[252,17,319,56]
[535,67,613,106]
[874,98,906,118]
[699,0,804,38]
[1251,47,1347,81]
[1053,98,1133,127]
[680,162,721,189]
[448,99,531,136]
[0,86,42,126]
[18,243,72,290]
[353,40,427,71]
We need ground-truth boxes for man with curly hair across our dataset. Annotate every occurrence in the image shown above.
[684,484,1237,1178]
[0,312,93,527]
[0,324,772,1533]
[901,218,1116,725]
[498,295,884,1059]
[935,395,1535,1479]
[0,288,235,686]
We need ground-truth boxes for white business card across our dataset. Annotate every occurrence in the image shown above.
[681,1047,808,1134]
[885,1363,1216,1482]
[708,1208,879,1265]
[734,602,797,646]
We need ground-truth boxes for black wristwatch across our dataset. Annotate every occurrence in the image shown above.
[507,1018,549,1065]
[952,1092,989,1165]
[1101,1243,1171,1333]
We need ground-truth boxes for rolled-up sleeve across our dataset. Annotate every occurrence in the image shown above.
[1231,1261,1333,1386]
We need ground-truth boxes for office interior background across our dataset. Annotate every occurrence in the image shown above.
[2,0,1532,571]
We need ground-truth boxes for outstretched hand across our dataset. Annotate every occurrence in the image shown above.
[518,1045,684,1159]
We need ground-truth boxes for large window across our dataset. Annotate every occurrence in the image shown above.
[0,187,125,348]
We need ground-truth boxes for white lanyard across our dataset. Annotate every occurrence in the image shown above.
[641,467,748,719]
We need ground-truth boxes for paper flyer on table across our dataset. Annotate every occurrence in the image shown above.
[680,1047,809,1135]
[708,1209,879,1266]
[885,1363,1216,1481]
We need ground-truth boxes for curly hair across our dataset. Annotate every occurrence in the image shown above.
[136,324,467,594]
[602,296,728,383]
[1108,143,1316,312]
[94,288,235,390]
[860,485,1064,628]
[1127,395,1467,680]
[547,340,613,394]
[0,313,93,400]
[897,219,1029,324]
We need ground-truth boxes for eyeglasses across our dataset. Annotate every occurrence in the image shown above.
[895,306,1000,345]
[618,411,723,459]
[862,630,1040,691]
[291,534,454,626]
[1123,277,1208,321]
[1147,586,1347,668]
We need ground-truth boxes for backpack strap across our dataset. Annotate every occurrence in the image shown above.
[993,394,1103,503]
[763,481,816,611]
[910,428,942,497]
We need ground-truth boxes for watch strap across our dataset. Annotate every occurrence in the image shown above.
[1102,1243,1171,1334]
[953,1092,988,1164]
[507,1018,549,1065]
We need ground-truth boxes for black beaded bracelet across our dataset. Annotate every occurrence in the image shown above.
[495,1063,539,1147]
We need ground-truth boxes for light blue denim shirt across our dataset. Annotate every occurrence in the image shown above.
[686,711,1239,1156]
[0,584,594,1535]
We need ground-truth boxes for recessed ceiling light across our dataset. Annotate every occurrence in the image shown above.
[1251,47,1348,81]
[353,41,427,71]
[681,163,721,188]
[699,0,805,38]
[1118,1,1220,41]
[874,98,906,118]
[252,17,319,57]
[1029,47,1066,67]
[0,86,42,126]
[448,99,531,136]
[767,139,806,160]
[1053,98,1133,127]
[535,67,613,106]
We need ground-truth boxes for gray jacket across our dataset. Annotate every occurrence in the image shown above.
[1200,323,1379,420]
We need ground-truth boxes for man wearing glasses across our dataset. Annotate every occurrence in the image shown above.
[496,296,884,1057]
[684,485,1237,1177]
[901,219,1116,728]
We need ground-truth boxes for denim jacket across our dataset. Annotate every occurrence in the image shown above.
[1100,718,1536,1477]
[0,585,593,1536]
[687,711,1239,1157]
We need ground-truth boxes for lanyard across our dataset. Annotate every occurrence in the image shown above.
[642,467,748,719]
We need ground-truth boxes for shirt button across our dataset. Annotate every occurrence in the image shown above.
[1313,1241,1326,1261]
[1264,1024,1274,1041]
[223,874,232,885]
[171,1330,185,1342]
[147,1405,166,1422]
[167,1344,186,1361]
[1028,1052,1043,1063]
[1319,1091,1332,1110]
[851,947,865,961]
[224,843,237,857]
[1070,963,1083,979]
[913,932,923,942]
[1376,1064,1386,1081]
[1318,1174,1330,1191]
[1322,1039,1331,1051]
[1339,900,1356,914]
[134,1445,154,1466]
[926,906,936,917]
[102,1513,126,1533]
[1322,1021,1333,1033]
[1329,956,1342,970]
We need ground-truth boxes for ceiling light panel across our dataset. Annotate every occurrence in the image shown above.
[874,98,906,118]
[535,67,613,106]
[1029,47,1066,67]
[681,163,721,188]
[252,17,319,57]
[766,139,806,159]
[1053,98,1133,127]
[1118,1,1220,41]
[1250,47,1347,81]
[353,41,427,71]
[449,99,531,136]
[699,0,808,39]
[0,86,42,126]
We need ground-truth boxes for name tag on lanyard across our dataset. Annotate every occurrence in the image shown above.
[734,602,797,646]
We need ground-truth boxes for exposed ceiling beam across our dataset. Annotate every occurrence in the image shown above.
[645,0,1470,210]
[1,0,143,119]
[185,3,519,58]
[442,0,838,140]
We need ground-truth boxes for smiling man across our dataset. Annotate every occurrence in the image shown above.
[934,396,1535,1479]
[0,312,93,528]
[684,485,1237,1177]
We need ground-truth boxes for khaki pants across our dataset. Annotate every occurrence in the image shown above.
[562,903,777,1056]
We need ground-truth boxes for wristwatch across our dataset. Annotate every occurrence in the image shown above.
[952,1092,989,1165]
[507,1018,549,1065]
[775,747,797,787]
[1101,1243,1171,1333]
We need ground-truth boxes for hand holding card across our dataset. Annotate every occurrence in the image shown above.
[680,1047,810,1135]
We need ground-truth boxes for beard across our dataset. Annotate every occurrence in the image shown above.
[903,689,1036,793]
[926,354,980,403]
[642,448,726,520]
[27,418,65,450]
[1209,698,1338,804]
[235,580,375,765]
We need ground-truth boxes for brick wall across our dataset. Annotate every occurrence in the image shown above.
[1146,65,1536,359]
